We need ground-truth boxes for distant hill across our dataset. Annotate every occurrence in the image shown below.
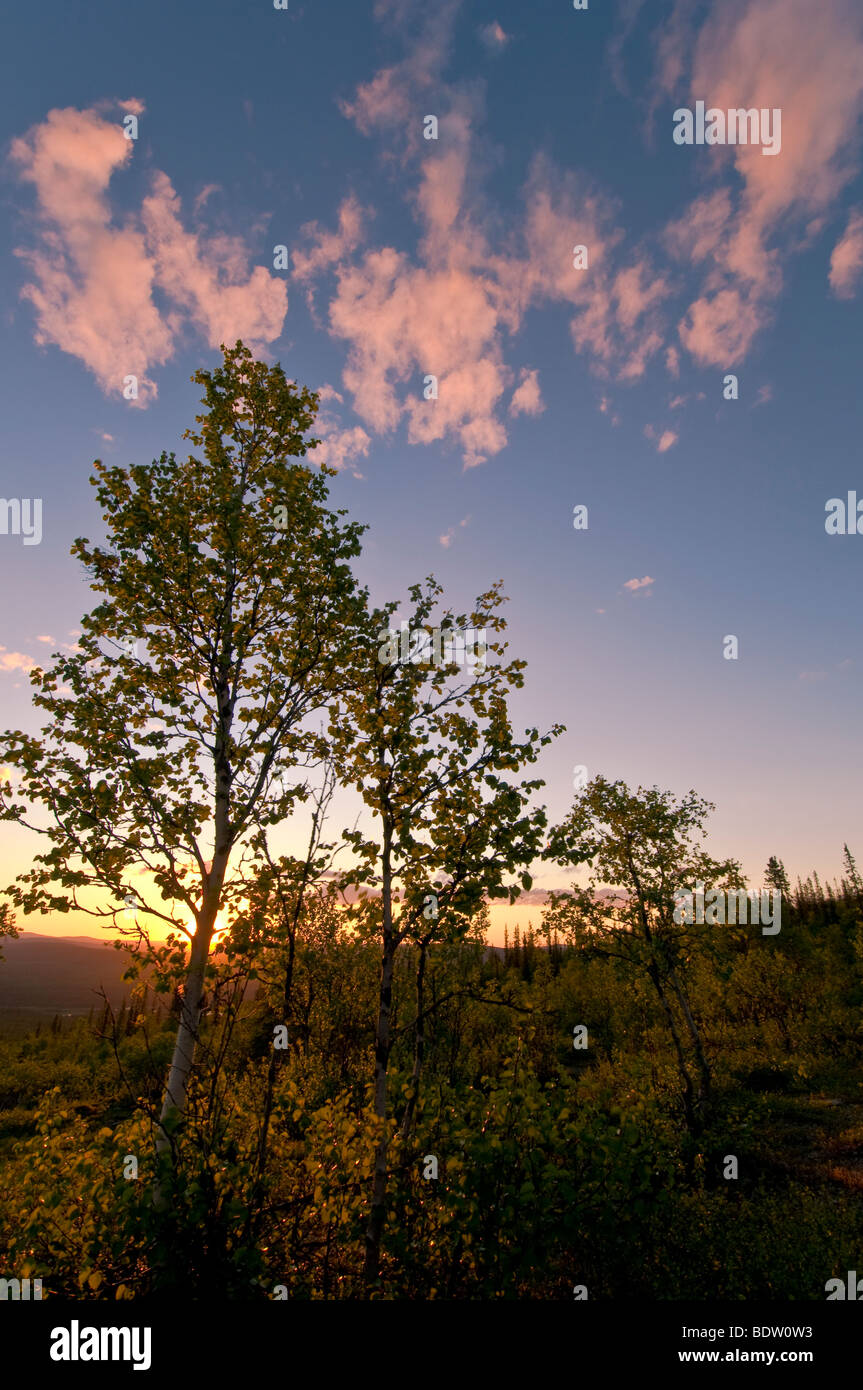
[0,933,138,1014]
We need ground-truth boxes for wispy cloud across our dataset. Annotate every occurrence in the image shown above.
[829,208,863,298]
[479,21,510,52]
[439,515,471,548]
[11,102,288,403]
[665,0,863,364]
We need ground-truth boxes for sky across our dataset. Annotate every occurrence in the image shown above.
[0,0,861,942]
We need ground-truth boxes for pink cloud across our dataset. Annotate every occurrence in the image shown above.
[194,184,222,213]
[509,368,544,417]
[313,423,371,477]
[309,384,371,476]
[292,195,368,281]
[678,288,767,367]
[829,208,863,298]
[141,172,287,351]
[11,103,288,403]
[623,576,654,592]
[693,0,863,225]
[439,515,470,548]
[0,648,37,672]
[668,0,863,365]
[644,423,678,453]
[479,21,510,51]
[297,18,674,465]
[517,160,669,381]
[327,251,512,467]
[339,0,457,143]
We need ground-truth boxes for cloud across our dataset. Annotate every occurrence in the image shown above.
[307,141,669,465]
[312,423,371,477]
[644,424,678,452]
[309,384,371,476]
[623,575,654,591]
[668,0,863,364]
[651,0,695,106]
[509,368,544,417]
[678,286,768,366]
[11,103,288,403]
[439,515,470,548]
[754,383,773,407]
[327,251,512,468]
[517,158,670,381]
[140,171,288,351]
[292,195,368,282]
[829,208,863,298]
[607,0,648,99]
[35,635,54,644]
[0,648,37,672]
[193,184,221,213]
[479,21,510,51]
[693,0,863,224]
[339,0,458,143]
[296,0,680,472]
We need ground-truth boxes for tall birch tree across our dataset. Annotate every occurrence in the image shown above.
[0,342,367,1161]
[333,578,561,1285]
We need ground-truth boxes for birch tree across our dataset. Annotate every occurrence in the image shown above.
[543,776,743,1134]
[333,578,561,1285]
[0,342,368,1162]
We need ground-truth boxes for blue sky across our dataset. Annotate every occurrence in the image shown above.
[1,0,862,935]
